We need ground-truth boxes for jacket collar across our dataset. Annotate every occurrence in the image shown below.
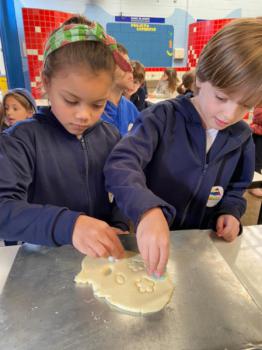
[35,106,102,138]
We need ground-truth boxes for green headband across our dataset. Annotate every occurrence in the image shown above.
[44,22,132,72]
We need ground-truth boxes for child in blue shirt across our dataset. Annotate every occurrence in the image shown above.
[101,43,139,135]
[104,18,262,276]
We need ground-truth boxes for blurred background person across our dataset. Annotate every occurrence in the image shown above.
[101,43,139,135]
[177,70,195,98]
[125,60,148,111]
[0,88,37,131]
[153,68,179,98]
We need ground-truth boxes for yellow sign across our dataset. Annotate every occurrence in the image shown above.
[0,76,8,94]
[131,23,156,32]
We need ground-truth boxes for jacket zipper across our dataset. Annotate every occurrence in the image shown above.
[180,162,208,227]
[80,137,93,215]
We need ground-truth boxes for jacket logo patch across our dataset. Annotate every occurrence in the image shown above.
[108,192,114,203]
[206,186,224,207]
[128,123,133,131]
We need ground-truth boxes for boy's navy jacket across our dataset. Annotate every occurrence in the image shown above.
[130,86,147,111]
[104,96,255,230]
[0,107,128,246]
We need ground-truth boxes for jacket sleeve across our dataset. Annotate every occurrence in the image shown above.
[0,134,81,246]
[212,135,255,221]
[104,105,176,228]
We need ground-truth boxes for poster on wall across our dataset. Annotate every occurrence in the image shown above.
[107,22,174,67]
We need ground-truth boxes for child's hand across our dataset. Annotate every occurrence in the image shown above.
[136,207,170,277]
[215,214,240,242]
[72,215,125,259]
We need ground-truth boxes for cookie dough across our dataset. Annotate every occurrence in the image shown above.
[75,252,174,314]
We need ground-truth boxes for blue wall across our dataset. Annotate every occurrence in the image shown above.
[0,0,30,89]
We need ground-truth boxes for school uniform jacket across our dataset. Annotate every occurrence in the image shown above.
[104,96,255,230]
[0,107,127,246]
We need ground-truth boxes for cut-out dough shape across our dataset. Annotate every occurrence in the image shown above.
[75,251,174,314]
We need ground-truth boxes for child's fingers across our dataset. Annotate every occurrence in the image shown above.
[89,240,111,258]
[221,227,236,242]
[111,228,129,235]
[100,229,125,258]
[148,245,160,275]
[138,240,149,273]
[110,237,125,258]
[223,234,235,242]
[156,246,168,277]
[220,223,231,236]
[83,244,98,258]
[216,217,225,236]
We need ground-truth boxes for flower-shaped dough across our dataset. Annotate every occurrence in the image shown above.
[135,277,155,293]
[127,258,145,272]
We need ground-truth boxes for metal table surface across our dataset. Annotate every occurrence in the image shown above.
[0,246,19,295]
[0,228,262,350]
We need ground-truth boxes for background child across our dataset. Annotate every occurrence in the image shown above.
[125,60,147,111]
[153,68,179,98]
[104,18,262,276]
[177,70,195,98]
[249,106,262,197]
[0,88,37,131]
[0,16,131,258]
[101,43,139,135]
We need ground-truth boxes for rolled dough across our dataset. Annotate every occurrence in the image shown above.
[74,251,174,315]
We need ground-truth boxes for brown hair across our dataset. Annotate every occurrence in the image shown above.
[177,70,195,94]
[164,68,179,93]
[116,43,128,55]
[1,92,34,130]
[131,60,145,84]
[42,15,115,81]
[3,92,34,114]
[196,18,262,107]
[63,15,93,26]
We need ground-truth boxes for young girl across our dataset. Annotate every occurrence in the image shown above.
[0,88,37,131]
[0,16,132,258]
[153,68,179,98]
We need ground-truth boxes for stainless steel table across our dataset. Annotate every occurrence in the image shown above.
[0,246,19,294]
[0,227,262,350]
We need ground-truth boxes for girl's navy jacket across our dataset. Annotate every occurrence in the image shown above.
[0,108,127,246]
[104,96,255,230]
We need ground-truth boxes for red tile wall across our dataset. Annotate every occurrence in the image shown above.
[23,8,73,99]
[22,10,235,96]
[187,19,233,69]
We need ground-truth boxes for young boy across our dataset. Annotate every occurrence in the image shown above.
[101,43,139,135]
[104,18,262,276]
